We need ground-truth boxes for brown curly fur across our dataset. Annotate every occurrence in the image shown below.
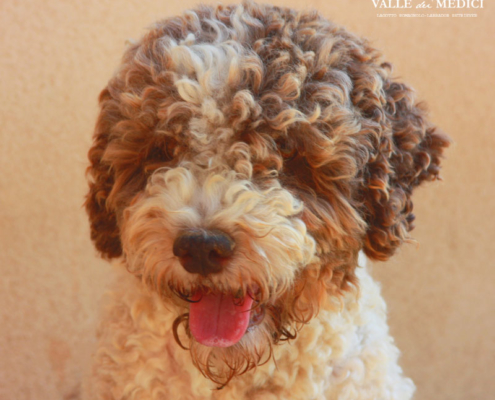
[85,1,449,386]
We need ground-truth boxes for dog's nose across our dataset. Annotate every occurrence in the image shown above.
[173,229,235,276]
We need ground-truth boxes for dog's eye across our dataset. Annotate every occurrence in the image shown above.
[143,138,178,174]
[276,139,297,161]
[165,139,177,159]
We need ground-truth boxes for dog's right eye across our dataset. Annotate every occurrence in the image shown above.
[143,139,178,174]
[276,138,297,161]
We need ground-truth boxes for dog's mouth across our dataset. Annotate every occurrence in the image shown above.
[185,288,265,348]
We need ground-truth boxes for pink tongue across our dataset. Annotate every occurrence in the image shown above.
[189,291,253,348]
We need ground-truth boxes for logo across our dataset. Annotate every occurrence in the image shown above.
[372,0,483,8]
[372,0,484,17]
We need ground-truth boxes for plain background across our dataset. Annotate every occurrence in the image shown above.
[0,0,493,399]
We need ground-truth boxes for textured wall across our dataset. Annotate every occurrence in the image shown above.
[0,0,493,399]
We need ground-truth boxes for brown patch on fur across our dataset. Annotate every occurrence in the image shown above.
[357,78,451,260]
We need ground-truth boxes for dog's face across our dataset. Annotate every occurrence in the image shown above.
[86,2,449,385]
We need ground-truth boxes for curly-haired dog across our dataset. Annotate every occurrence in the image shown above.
[83,2,449,399]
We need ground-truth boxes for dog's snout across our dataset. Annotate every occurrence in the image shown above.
[173,229,235,276]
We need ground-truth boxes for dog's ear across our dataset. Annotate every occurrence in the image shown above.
[85,88,123,259]
[361,79,451,261]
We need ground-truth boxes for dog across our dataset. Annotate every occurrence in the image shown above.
[82,2,449,399]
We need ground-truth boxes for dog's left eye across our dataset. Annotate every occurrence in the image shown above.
[165,139,177,159]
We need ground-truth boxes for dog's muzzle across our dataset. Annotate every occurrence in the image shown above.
[172,228,260,347]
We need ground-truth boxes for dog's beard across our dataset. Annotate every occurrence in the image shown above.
[168,287,308,387]
[163,268,326,386]
[172,312,274,387]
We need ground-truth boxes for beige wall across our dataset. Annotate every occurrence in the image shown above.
[1,0,493,399]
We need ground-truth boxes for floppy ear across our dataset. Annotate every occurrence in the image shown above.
[85,88,123,259]
[362,80,451,261]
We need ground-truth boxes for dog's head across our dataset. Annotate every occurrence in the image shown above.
[85,2,449,385]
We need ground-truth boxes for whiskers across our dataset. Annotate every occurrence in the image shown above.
[169,285,201,303]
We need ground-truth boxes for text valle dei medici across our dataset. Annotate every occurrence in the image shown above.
[372,0,483,8]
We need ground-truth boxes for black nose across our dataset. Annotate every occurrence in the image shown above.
[173,229,235,276]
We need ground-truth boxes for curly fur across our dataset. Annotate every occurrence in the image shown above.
[83,2,449,399]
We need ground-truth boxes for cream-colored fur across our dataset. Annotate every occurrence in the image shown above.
[82,255,414,400]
